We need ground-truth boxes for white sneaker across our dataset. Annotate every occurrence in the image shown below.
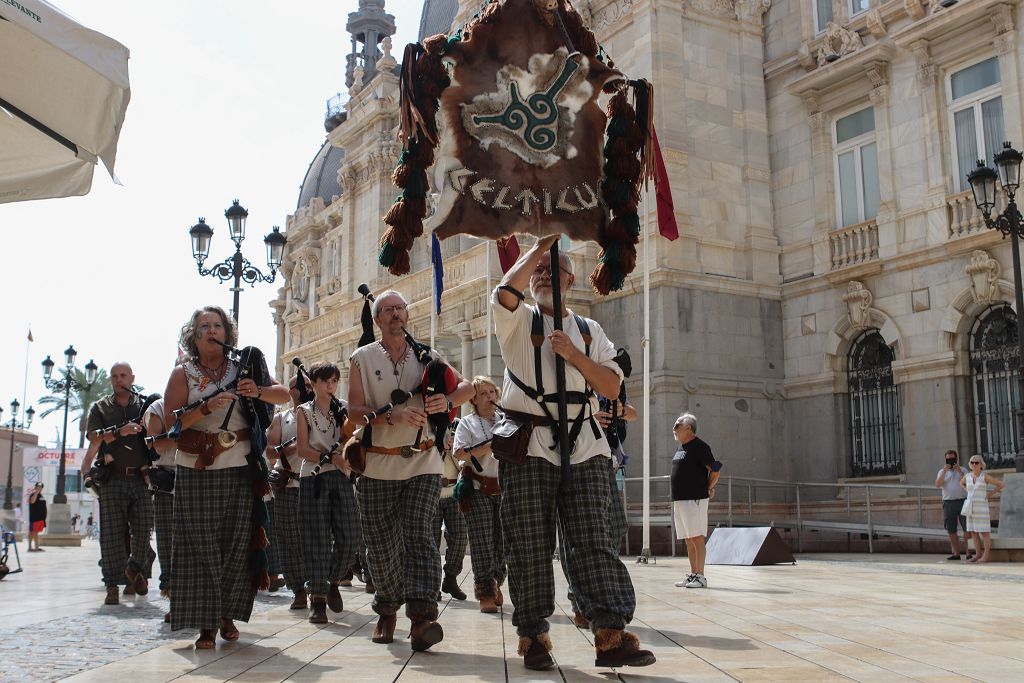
[685,574,707,588]
[674,573,696,588]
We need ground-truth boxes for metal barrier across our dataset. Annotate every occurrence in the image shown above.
[622,474,952,554]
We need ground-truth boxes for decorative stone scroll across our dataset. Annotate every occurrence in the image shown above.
[843,281,873,330]
[966,250,1001,305]
[816,22,864,67]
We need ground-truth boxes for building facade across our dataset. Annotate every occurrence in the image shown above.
[271,0,1024,500]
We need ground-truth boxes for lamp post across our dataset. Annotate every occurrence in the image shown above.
[41,346,98,504]
[968,141,1024,472]
[189,199,287,326]
[2,399,34,510]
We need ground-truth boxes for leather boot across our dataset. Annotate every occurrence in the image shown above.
[475,581,498,614]
[594,628,656,668]
[409,615,444,651]
[372,613,397,644]
[518,633,554,671]
[494,581,504,607]
[327,583,344,613]
[289,589,308,611]
[441,572,467,600]
[364,578,375,594]
[125,565,148,595]
[308,596,328,625]
[573,610,590,629]
[104,586,119,606]
[122,583,135,596]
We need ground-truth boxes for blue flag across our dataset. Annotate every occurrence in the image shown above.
[431,232,443,315]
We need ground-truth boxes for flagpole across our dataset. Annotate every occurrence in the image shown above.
[486,246,493,378]
[641,189,652,563]
[23,328,31,419]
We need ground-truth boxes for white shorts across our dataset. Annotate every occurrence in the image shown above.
[673,499,709,540]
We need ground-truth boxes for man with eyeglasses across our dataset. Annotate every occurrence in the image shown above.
[348,289,474,651]
[935,449,969,560]
[671,412,718,589]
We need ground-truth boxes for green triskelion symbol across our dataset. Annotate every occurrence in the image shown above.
[472,57,580,152]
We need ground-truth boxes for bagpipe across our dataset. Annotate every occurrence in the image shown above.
[292,358,347,425]
[86,388,162,490]
[268,435,298,493]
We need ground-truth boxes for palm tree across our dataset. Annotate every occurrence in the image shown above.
[37,367,111,448]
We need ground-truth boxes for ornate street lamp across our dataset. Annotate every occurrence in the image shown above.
[2,399,34,510]
[41,349,98,504]
[968,141,1024,472]
[188,199,286,326]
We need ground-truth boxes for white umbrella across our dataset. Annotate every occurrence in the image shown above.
[0,0,130,203]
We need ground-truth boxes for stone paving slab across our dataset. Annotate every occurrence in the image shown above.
[3,542,1024,682]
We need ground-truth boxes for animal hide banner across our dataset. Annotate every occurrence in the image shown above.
[381,0,655,294]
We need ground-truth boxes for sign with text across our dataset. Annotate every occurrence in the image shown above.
[22,447,86,473]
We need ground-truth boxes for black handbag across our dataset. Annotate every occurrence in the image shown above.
[490,411,534,466]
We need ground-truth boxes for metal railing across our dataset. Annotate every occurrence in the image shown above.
[622,474,954,554]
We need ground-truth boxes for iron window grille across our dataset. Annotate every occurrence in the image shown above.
[848,329,904,476]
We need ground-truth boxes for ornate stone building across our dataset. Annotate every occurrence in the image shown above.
[271,0,1024,499]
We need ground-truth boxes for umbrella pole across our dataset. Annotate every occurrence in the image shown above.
[550,239,572,494]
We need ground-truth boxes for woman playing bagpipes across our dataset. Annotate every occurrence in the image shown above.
[294,362,358,625]
[346,289,474,651]
[452,376,507,614]
[162,306,289,649]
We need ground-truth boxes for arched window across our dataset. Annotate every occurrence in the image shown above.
[848,330,903,476]
[970,304,1020,468]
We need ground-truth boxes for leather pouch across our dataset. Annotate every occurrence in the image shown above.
[490,412,534,466]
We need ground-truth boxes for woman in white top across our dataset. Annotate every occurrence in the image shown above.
[960,455,1006,563]
[163,306,289,649]
[453,376,506,613]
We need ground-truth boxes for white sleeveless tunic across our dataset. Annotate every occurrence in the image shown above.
[297,399,347,477]
[175,359,250,470]
[351,342,443,481]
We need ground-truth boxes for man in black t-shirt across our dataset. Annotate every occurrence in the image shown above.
[669,413,719,589]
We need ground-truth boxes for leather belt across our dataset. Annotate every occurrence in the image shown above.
[442,478,458,486]
[463,466,501,496]
[176,428,250,469]
[365,439,436,458]
[112,466,146,478]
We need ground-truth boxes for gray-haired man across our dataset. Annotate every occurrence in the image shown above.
[670,412,718,589]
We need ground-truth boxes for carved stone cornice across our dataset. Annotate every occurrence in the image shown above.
[787,42,895,102]
[892,0,1017,50]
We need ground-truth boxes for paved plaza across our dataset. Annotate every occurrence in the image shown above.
[2,540,1023,682]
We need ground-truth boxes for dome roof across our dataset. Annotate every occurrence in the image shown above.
[418,0,458,41]
[296,140,345,210]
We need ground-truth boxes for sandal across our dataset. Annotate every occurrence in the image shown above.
[219,618,240,641]
[195,629,216,649]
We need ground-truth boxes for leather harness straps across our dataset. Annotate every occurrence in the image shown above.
[505,306,601,454]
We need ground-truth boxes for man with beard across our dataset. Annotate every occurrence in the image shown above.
[348,290,473,651]
[493,235,655,670]
[84,362,154,606]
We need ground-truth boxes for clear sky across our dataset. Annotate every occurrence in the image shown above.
[0,0,424,446]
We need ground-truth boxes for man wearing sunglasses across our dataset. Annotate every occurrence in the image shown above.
[935,449,969,560]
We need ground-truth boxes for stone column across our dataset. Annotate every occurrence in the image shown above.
[459,330,474,381]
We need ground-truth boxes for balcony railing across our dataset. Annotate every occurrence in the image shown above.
[947,189,1006,240]
[830,219,879,270]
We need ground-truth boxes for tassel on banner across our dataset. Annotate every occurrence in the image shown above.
[380,36,452,276]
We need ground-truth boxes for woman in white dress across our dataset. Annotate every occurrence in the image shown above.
[960,455,1005,563]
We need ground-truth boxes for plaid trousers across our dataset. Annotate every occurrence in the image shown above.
[152,491,174,592]
[565,460,627,610]
[273,487,305,593]
[500,455,636,637]
[265,498,279,576]
[170,466,255,631]
[463,492,505,590]
[299,471,360,596]
[433,496,467,576]
[358,474,441,619]
[99,476,154,586]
